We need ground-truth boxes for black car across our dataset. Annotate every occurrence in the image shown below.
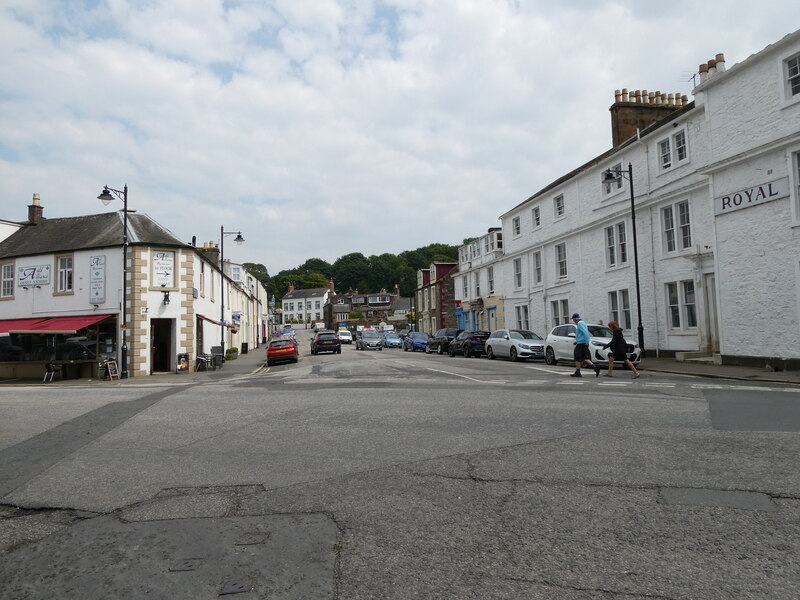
[310,331,341,355]
[448,330,491,358]
[427,328,463,354]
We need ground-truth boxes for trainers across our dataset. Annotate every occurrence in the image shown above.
[570,372,582,377]
[594,365,601,377]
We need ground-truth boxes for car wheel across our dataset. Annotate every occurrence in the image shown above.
[437,344,444,355]
[337,349,341,354]
[464,346,471,358]
[403,345,408,352]
[510,347,518,362]
[486,346,495,360]
[545,347,556,365]
[378,346,383,351]
[448,346,456,357]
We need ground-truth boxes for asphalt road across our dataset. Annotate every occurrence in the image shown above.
[1,337,799,599]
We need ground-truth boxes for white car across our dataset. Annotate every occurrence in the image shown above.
[338,330,353,344]
[485,329,545,361]
[544,323,641,366]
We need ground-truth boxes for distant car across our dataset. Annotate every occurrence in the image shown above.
[338,330,353,344]
[267,335,300,366]
[427,328,463,355]
[448,330,491,358]
[381,332,403,348]
[397,329,410,339]
[485,329,545,362]
[356,330,383,350]
[544,323,641,366]
[403,331,429,352]
[310,331,342,355]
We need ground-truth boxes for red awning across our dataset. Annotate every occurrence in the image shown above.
[0,318,49,335]
[0,314,112,334]
[198,314,234,328]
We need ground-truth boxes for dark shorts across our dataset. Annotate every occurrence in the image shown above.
[574,343,591,362]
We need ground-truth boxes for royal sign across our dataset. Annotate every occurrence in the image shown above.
[714,177,789,216]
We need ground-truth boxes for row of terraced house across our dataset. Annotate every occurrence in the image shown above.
[415,30,800,369]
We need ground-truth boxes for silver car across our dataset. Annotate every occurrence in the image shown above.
[544,323,641,366]
[485,329,545,361]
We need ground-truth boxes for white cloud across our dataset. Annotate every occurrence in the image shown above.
[0,0,797,274]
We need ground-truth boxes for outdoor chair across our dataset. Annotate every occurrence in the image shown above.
[43,362,62,382]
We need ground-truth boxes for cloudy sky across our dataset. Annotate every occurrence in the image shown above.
[1,1,796,273]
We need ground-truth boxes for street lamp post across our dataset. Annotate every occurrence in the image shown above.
[219,226,245,361]
[98,185,130,378]
[603,163,645,355]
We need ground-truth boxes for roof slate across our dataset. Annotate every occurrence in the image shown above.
[0,212,187,259]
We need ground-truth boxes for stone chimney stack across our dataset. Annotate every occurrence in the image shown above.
[287,284,295,292]
[27,193,44,224]
[609,88,687,147]
[328,279,335,294]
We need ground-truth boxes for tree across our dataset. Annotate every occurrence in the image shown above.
[243,262,270,289]
[332,252,371,292]
[299,258,332,278]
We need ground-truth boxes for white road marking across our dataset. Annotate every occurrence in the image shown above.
[426,368,489,383]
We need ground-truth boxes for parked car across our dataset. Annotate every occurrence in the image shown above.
[485,329,545,362]
[267,335,299,366]
[397,329,410,339]
[381,331,403,348]
[403,331,430,352]
[356,330,383,350]
[338,330,353,344]
[310,331,342,355]
[448,330,491,358]
[544,323,641,366]
[427,328,463,355]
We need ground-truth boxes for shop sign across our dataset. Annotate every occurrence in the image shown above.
[18,264,50,287]
[90,255,106,303]
[715,177,789,215]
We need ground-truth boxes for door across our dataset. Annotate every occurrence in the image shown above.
[150,318,173,373]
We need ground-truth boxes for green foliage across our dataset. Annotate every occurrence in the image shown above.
[272,243,459,299]
[349,311,364,319]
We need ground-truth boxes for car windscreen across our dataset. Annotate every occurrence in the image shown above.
[362,332,381,338]
[511,330,543,340]
[588,325,613,337]
[318,333,338,340]
[411,332,429,340]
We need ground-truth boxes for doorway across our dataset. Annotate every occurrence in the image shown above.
[150,318,173,373]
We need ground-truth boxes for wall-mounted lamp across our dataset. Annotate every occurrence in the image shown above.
[161,284,170,305]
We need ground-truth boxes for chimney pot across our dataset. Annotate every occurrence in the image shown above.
[27,193,45,224]
[715,53,726,72]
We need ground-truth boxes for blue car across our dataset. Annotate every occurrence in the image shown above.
[382,332,402,348]
[403,331,430,352]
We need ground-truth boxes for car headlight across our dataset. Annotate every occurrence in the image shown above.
[519,344,530,350]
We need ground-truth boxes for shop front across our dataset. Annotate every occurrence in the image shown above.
[0,314,116,380]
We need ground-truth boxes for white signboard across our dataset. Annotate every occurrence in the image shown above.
[18,265,50,287]
[715,177,789,216]
[153,251,175,287]
[90,255,106,304]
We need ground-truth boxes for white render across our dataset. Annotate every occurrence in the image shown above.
[460,28,800,365]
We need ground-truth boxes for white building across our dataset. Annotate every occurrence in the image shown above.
[471,29,800,368]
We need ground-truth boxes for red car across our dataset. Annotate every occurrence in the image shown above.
[267,335,299,366]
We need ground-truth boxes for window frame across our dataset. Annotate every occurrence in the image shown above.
[550,299,570,328]
[605,221,628,268]
[786,52,800,98]
[603,162,624,196]
[665,279,698,330]
[1,262,14,299]
[55,253,74,295]
[531,205,541,229]
[662,200,692,254]
[608,289,632,330]
[657,129,689,171]
[532,251,542,284]
[487,266,494,295]
[512,216,521,236]
[555,243,568,279]
[515,305,530,330]
[513,258,522,288]
[553,194,565,219]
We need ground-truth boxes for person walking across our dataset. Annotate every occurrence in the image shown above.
[602,321,641,378]
[570,313,601,377]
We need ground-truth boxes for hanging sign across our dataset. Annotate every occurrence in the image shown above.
[90,255,106,304]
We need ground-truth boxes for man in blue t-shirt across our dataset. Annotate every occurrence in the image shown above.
[570,313,601,377]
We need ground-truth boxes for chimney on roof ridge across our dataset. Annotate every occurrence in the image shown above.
[27,193,44,225]
[609,87,686,147]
